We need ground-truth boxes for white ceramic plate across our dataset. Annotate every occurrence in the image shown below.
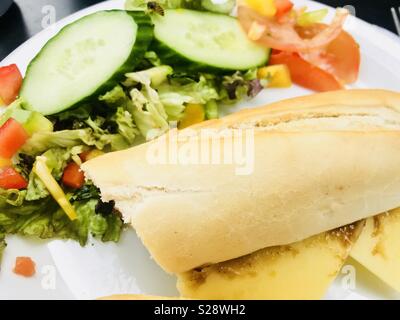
[1,0,400,300]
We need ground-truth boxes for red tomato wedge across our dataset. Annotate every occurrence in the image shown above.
[274,0,294,20]
[296,24,360,84]
[270,50,343,92]
[0,118,29,159]
[0,64,23,105]
[62,162,85,189]
[0,167,28,190]
[13,257,36,277]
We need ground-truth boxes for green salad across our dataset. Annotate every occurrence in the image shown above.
[0,0,269,262]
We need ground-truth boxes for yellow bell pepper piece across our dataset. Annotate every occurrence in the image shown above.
[0,157,12,167]
[245,0,277,17]
[0,96,4,106]
[258,65,292,88]
[33,156,77,221]
[178,104,205,129]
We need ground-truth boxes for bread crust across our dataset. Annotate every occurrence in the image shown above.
[83,90,400,273]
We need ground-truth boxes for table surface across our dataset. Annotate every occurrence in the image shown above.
[0,0,399,61]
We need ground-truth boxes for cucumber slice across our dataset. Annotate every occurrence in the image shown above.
[21,10,153,115]
[201,0,235,14]
[152,9,270,73]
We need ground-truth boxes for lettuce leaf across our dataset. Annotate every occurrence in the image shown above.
[125,0,199,10]
[123,67,221,135]
[25,172,49,201]
[125,70,170,140]
[158,92,192,121]
[21,129,97,155]
[0,189,124,246]
[124,66,173,88]
[99,86,130,109]
[84,117,131,151]
[125,0,223,12]
[155,74,220,121]
[158,74,220,105]
[220,69,263,103]
[111,107,140,145]
[22,126,131,155]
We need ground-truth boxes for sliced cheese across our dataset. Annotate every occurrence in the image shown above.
[351,208,400,292]
[177,222,364,300]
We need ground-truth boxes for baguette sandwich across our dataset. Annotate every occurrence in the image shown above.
[83,89,400,298]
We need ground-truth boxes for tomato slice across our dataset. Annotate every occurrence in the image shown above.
[0,118,29,159]
[13,257,36,277]
[0,167,28,190]
[0,64,23,105]
[238,5,348,52]
[296,24,360,84]
[270,50,343,92]
[274,0,293,20]
[62,162,85,189]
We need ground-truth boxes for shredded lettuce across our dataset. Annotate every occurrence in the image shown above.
[0,189,124,247]
[124,66,173,87]
[111,108,140,145]
[125,0,200,10]
[220,69,262,103]
[158,92,192,121]
[158,74,220,105]
[22,126,132,155]
[26,172,49,201]
[124,69,170,140]
[84,117,131,151]
[22,129,96,155]
[125,0,232,12]
[99,86,129,109]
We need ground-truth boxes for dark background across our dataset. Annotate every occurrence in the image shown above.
[0,0,399,61]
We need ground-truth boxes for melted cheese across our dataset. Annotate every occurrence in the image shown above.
[178,223,363,300]
[351,208,400,292]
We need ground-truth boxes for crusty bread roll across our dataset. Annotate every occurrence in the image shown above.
[83,89,400,274]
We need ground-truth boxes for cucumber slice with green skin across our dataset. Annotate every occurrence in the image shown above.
[21,10,153,116]
[151,9,270,73]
